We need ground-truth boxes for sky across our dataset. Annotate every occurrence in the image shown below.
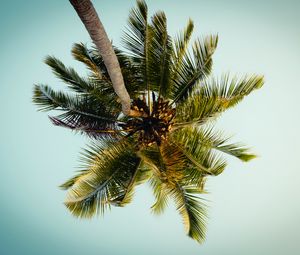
[0,0,299,254]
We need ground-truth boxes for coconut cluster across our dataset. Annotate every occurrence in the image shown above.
[121,95,176,148]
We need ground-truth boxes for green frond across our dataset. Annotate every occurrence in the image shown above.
[47,51,123,110]
[171,19,194,86]
[33,84,117,119]
[135,162,152,185]
[171,34,218,103]
[169,183,208,243]
[71,42,103,80]
[149,11,173,97]
[174,126,256,162]
[200,74,264,108]
[174,74,264,128]
[122,0,149,94]
[46,49,134,111]
[45,55,95,93]
[170,130,227,176]
[182,165,208,189]
[122,1,175,97]
[120,139,209,242]
[33,84,120,138]
[64,140,141,217]
[138,143,187,183]
[33,84,72,111]
[149,176,169,214]
[59,170,89,190]
[160,142,188,177]
[174,91,222,128]
[122,0,148,60]
[147,159,208,242]
[116,159,144,206]
[137,146,167,176]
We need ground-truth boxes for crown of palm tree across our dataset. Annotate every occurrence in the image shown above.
[33,0,264,243]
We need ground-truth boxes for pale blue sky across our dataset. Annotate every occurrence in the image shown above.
[0,1,299,254]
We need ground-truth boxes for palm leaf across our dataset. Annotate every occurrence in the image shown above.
[139,141,208,242]
[45,55,95,93]
[200,74,264,108]
[149,11,173,97]
[171,35,218,103]
[64,140,141,217]
[174,126,256,162]
[122,0,149,94]
[33,84,120,138]
[135,162,152,185]
[171,19,194,87]
[71,42,103,80]
[174,74,264,128]
[170,131,227,176]
[137,146,167,178]
[149,175,169,215]
[138,143,187,183]
[174,93,223,128]
[169,183,208,243]
[60,169,89,190]
[139,143,187,215]
[123,1,175,102]
[45,54,121,110]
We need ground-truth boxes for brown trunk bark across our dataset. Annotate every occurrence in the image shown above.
[69,0,140,116]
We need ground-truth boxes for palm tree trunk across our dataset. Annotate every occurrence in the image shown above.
[69,0,139,116]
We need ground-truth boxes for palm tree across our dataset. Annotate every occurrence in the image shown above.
[33,0,264,243]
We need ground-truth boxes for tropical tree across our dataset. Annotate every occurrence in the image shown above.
[33,0,264,243]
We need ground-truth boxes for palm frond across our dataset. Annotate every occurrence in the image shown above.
[174,126,256,162]
[174,74,264,128]
[200,74,264,108]
[60,170,89,190]
[49,116,124,139]
[33,84,118,119]
[122,0,149,93]
[71,42,103,80]
[171,35,218,103]
[122,1,175,100]
[45,56,95,93]
[149,11,173,97]
[174,94,223,128]
[135,162,152,185]
[169,183,208,243]
[145,146,208,242]
[138,143,187,183]
[171,19,194,86]
[170,131,227,176]
[33,84,120,138]
[64,140,141,217]
[33,84,72,111]
[45,54,121,109]
[123,0,148,59]
[149,175,169,214]
[137,146,167,177]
